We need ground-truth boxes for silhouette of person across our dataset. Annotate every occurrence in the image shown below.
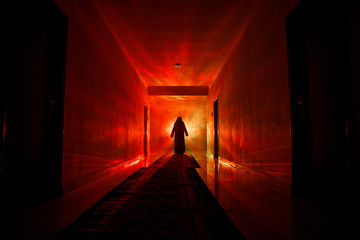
[170,117,188,154]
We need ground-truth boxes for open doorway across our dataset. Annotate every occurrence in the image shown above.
[149,96,207,156]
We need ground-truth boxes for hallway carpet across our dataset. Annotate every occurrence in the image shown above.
[55,154,244,239]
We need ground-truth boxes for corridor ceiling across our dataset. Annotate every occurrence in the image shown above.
[89,0,262,87]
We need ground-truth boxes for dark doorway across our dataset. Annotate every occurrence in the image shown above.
[286,1,357,198]
[0,1,68,203]
[214,98,219,158]
[285,3,313,197]
[144,104,148,156]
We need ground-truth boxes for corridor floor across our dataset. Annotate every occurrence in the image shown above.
[54,154,244,239]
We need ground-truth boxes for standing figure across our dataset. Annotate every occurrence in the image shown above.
[170,117,189,154]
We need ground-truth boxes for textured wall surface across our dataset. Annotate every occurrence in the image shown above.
[55,0,148,191]
[202,2,300,238]
[208,1,298,167]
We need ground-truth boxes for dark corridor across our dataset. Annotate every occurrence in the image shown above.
[1,0,360,239]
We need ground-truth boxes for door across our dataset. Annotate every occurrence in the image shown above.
[214,98,219,158]
[286,3,313,197]
[144,104,148,156]
[0,1,68,201]
[286,1,352,198]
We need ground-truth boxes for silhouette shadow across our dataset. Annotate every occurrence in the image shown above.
[170,117,188,154]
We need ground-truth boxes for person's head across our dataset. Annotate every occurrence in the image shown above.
[176,116,182,122]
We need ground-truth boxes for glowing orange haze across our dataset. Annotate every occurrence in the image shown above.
[150,96,207,155]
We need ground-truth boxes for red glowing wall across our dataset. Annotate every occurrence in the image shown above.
[150,96,207,156]
[55,0,148,192]
[201,2,299,237]
[208,1,298,167]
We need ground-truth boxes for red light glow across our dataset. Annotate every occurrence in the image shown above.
[68,0,263,87]
[150,96,207,154]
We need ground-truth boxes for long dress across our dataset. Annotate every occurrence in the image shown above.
[170,120,188,154]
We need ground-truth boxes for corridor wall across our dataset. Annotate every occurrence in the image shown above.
[202,1,299,238]
[55,0,148,192]
[208,0,298,170]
